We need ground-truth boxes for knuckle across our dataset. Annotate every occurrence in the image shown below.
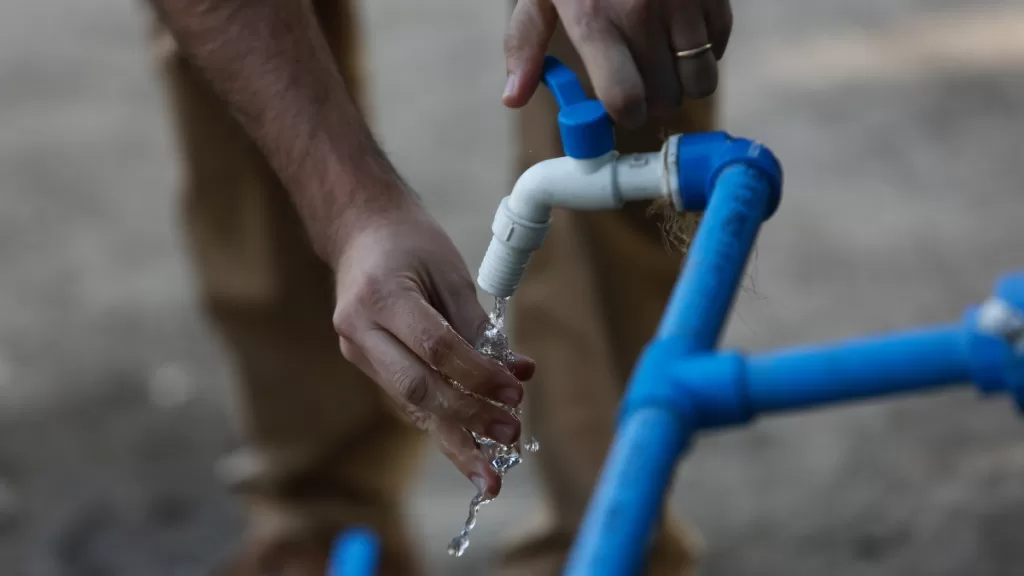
[357,274,391,315]
[602,86,644,119]
[337,335,358,361]
[503,28,522,57]
[416,331,454,369]
[331,302,356,336]
[403,405,433,431]
[393,368,431,409]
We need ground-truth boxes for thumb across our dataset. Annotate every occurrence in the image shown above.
[503,0,558,108]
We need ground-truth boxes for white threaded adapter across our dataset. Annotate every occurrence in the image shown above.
[476,197,551,298]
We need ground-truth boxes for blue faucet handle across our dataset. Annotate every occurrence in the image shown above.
[541,56,615,159]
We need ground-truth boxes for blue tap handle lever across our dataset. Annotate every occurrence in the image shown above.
[541,56,615,159]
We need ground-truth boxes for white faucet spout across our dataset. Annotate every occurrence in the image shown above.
[477,138,680,298]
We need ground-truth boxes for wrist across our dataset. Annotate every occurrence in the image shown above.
[310,167,422,269]
[269,103,420,268]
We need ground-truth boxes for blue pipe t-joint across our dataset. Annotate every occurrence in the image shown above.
[621,338,752,431]
[541,56,615,159]
[675,131,784,217]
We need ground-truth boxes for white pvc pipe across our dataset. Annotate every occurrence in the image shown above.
[477,138,680,297]
[506,150,667,221]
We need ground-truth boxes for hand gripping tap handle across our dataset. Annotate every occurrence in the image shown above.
[476,56,785,300]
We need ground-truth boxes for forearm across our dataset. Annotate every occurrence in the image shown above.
[151,0,408,264]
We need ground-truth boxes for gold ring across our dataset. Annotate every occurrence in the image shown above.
[674,43,713,59]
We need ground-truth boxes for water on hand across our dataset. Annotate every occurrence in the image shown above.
[447,296,539,557]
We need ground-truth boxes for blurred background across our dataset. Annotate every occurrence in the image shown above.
[2,0,1024,574]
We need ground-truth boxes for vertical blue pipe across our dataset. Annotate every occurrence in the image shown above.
[565,165,775,576]
[745,324,972,413]
[656,165,775,348]
[568,409,692,574]
[328,527,380,576]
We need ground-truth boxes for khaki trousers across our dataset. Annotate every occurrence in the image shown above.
[153,2,716,574]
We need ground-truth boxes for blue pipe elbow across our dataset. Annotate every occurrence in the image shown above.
[966,271,1024,409]
[675,132,784,217]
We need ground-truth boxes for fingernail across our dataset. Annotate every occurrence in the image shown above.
[497,386,522,407]
[503,73,517,99]
[471,474,488,496]
[488,422,518,444]
[511,352,535,366]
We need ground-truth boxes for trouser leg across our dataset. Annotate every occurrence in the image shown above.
[149,3,424,574]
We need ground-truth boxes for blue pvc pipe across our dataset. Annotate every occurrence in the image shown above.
[565,408,692,575]
[328,527,380,576]
[745,324,972,413]
[565,164,775,576]
[656,165,775,347]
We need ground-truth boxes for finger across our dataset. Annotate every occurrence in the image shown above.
[666,1,719,99]
[378,295,524,406]
[616,2,681,118]
[435,421,503,498]
[360,328,522,444]
[439,287,536,381]
[503,0,559,108]
[507,353,536,381]
[435,277,493,356]
[559,4,646,127]
[702,0,733,60]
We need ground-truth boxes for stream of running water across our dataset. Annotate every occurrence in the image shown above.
[447,296,539,557]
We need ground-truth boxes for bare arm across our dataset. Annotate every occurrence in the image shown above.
[149,0,532,498]
[150,0,408,265]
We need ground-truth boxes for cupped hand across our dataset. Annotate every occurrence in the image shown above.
[332,197,535,498]
[503,0,732,127]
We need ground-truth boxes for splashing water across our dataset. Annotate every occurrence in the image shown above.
[447,296,539,557]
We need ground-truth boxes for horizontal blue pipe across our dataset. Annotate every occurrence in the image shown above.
[566,164,775,576]
[742,324,971,414]
[563,409,692,576]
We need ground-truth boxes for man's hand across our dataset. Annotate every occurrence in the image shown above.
[502,0,732,128]
[333,196,535,498]
[151,0,534,497]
